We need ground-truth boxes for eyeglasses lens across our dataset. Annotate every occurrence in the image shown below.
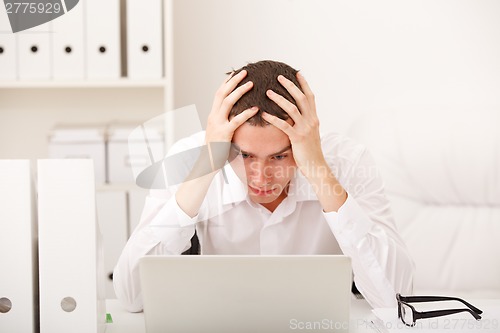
[400,302,414,326]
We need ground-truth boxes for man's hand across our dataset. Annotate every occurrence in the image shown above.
[261,72,324,178]
[262,72,347,212]
[175,70,258,218]
[205,70,259,144]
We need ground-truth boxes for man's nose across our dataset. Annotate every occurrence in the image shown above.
[249,161,271,184]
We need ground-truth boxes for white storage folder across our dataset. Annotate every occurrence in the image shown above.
[0,160,37,333]
[126,0,163,79]
[18,21,52,80]
[48,124,107,184]
[108,123,165,184]
[0,5,17,80]
[37,159,106,333]
[85,0,121,79]
[95,189,128,299]
[51,0,85,80]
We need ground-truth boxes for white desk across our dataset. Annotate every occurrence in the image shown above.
[105,297,377,333]
[105,298,500,333]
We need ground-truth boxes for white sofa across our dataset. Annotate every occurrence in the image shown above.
[347,107,500,298]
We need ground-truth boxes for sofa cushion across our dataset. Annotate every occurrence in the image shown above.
[347,107,500,298]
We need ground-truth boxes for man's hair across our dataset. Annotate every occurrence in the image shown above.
[228,60,302,126]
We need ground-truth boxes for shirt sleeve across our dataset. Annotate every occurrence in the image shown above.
[113,132,206,312]
[112,189,197,312]
[323,141,415,309]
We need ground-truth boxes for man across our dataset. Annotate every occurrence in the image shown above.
[113,60,414,312]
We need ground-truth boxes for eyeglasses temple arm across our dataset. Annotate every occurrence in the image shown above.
[416,308,482,321]
[398,296,483,314]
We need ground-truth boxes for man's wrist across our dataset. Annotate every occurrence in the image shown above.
[303,160,347,213]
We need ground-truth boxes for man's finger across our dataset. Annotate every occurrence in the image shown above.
[228,106,259,131]
[296,72,315,101]
[220,70,248,97]
[212,70,248,110]
[266,89,301,123]
[219,81,254,119]
[224,71,235,83]
[277,75,309,114]
[262,112,294,137]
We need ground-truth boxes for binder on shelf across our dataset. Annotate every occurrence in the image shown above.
[108,122,165,184]
[95,189,128,299]
[0,160,37,333]
[52,0,85,80]
[126,0,163,79]
[18,22,52,80]
[48,124,107,184]
[37,159,106,333]
[0,6,17,80]
[85,0,121,79]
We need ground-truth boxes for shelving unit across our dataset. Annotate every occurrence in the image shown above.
[0,86,166,159]
[0,80,163,300]
[0,0,175,161]
[0,0,175,299]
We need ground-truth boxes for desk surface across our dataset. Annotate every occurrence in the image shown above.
[105,298,500,333]
[105,297,377,333]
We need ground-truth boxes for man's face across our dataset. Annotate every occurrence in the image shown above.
[230,121,297,210]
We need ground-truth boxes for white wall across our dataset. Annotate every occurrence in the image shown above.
[2,0,499,158]
[171,0,500,134]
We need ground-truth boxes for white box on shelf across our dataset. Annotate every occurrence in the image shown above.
[37,159,106,333]
[0,5,17,80]
[52,0,85,80]
[0,160,37,333]
[85,0,121,79]
[18,22,52,80]
[126,0,163,79]
[107,123,164,184]
[96,189,128,299]
[48,124,107,184]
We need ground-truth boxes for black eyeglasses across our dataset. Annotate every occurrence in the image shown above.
[396,293,483,327]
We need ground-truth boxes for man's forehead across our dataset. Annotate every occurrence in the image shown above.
[231,121,292,152]
[231,142,292,157]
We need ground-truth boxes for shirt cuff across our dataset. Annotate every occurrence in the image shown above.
[173,197,199,227]
[323,193,373,247]
[149,196,198,242]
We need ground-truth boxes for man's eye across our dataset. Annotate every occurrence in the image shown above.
[240,153,250,159]
[273,154,287,161]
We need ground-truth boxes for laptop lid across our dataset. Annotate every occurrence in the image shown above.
[139,255,352,333]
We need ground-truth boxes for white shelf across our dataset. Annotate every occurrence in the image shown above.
[0,78,167,89]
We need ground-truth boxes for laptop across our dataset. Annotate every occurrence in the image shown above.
[139,255,352,333]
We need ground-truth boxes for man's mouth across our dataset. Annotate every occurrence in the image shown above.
[248,185,275,196]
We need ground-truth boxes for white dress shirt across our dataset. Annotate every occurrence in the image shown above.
[113,131,415,312]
